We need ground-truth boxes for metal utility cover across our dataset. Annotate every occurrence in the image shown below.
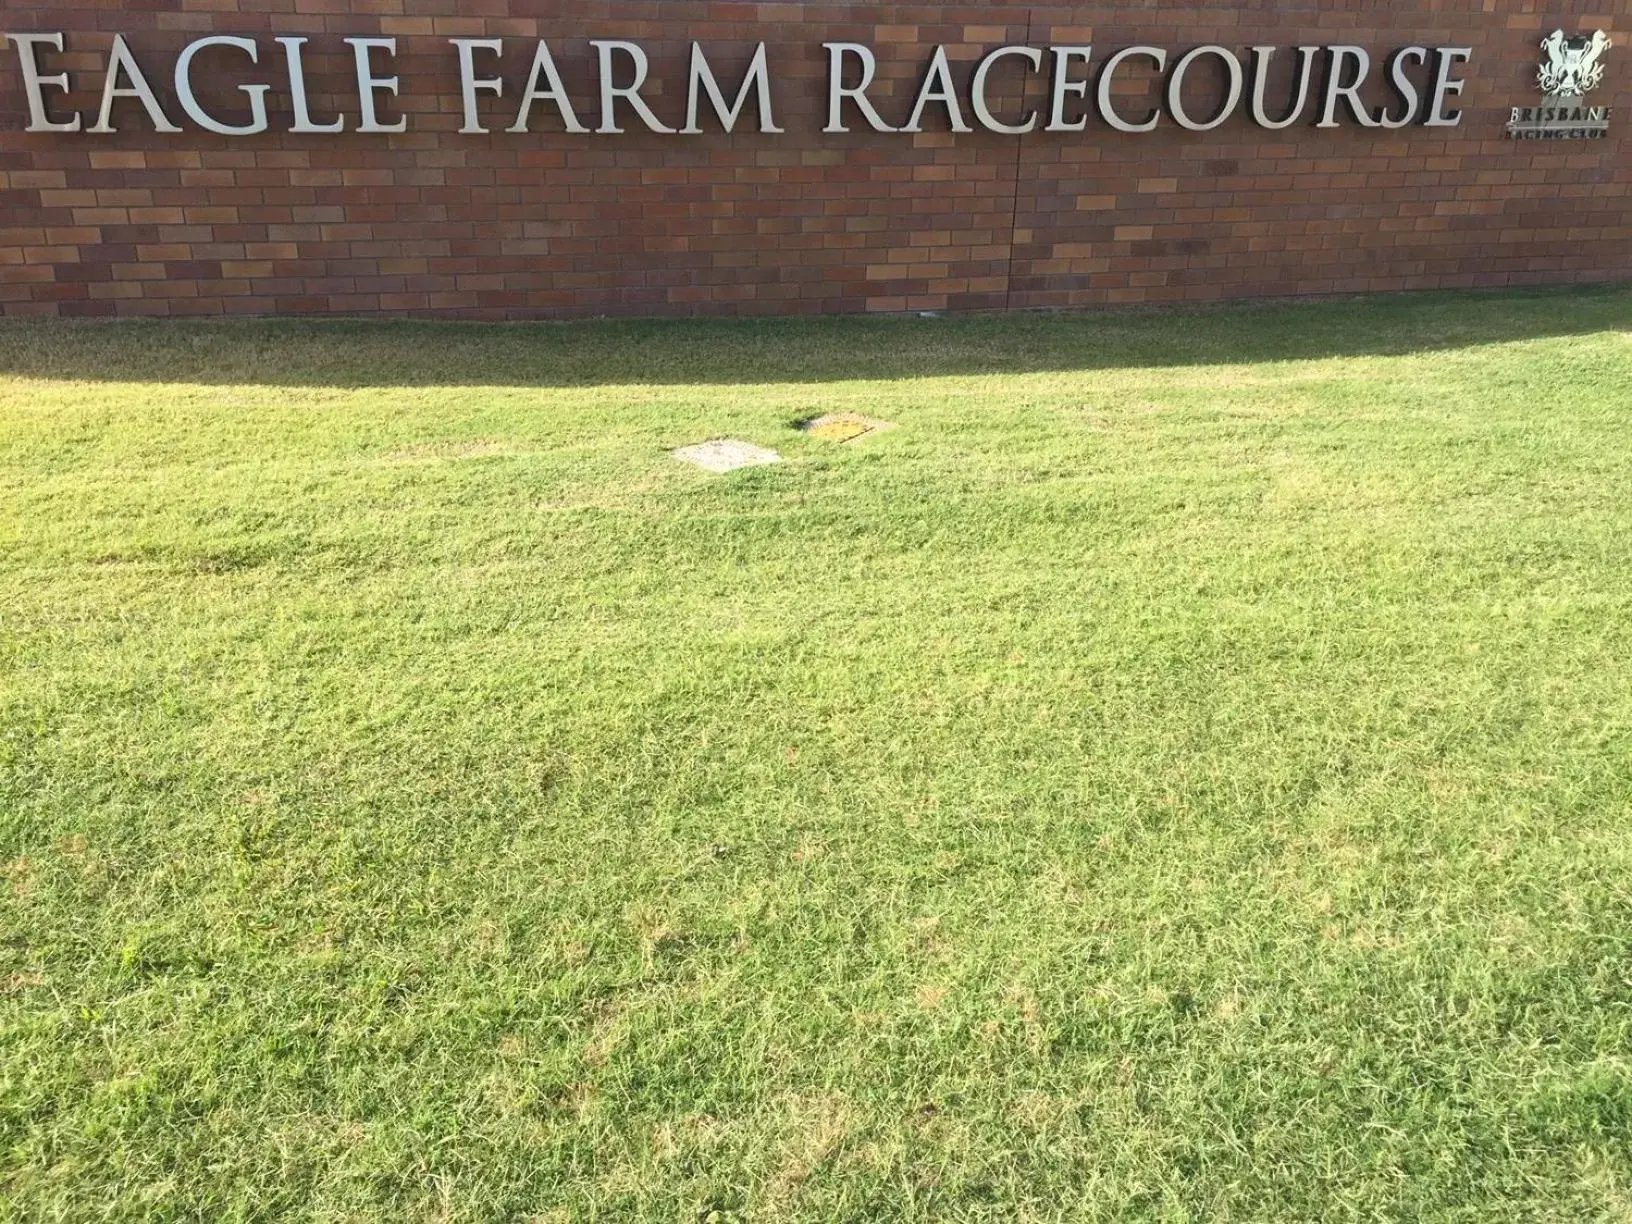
[800,414,893,443]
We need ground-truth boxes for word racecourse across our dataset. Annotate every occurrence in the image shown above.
[5,34,1476,137]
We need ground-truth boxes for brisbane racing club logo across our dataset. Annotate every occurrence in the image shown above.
[1509,29,1613,139]
[1539,29,1610,96]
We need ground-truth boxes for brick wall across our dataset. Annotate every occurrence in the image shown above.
[1,1,1628,319]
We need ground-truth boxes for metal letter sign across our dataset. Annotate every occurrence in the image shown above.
[1508,30,1614,140]
[0,29,1614,143]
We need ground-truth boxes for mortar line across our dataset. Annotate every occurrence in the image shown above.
[1004,7,1036,313]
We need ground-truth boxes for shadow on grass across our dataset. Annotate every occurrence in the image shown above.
[0,285,1627,389]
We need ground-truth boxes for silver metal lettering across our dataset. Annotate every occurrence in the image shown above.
[175,36,269,135]
[451,38,504,134]
[824,42,897,133]
[1424,46,1471,127]
[903,46,972,133]
[1098,45,1166,133]
[684,41,782,134]
[1378,47,1428,128]
[88,33,180,133]
[1318,46,1380,128]
[509,40,587,133]
[4,32,81,132]
[592,40,676,134]
[972,45,1041,134]
[1249,46,1320,129]
[278,37,344,133]
[347,37,406,133]
[1046,46,1092,132]
[1167,44,1244,132]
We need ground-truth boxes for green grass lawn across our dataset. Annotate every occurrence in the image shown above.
[2,288,1631,1222]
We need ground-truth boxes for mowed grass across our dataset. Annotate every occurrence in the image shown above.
[2,288,1631,1222]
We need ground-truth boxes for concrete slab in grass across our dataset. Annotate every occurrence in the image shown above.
[671,439,783,474]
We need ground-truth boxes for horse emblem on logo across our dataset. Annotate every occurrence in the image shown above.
[1510,29,1614,139]
[1538,29,1611,98]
